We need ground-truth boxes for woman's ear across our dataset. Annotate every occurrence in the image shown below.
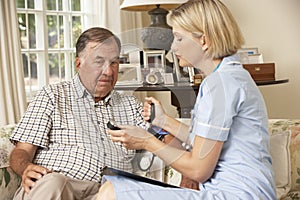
[75,57,81,72]
[199,34,208,51]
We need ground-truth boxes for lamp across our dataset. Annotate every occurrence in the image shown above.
[120,0,187,51]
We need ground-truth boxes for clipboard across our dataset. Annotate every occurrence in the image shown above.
[101,166,181,188]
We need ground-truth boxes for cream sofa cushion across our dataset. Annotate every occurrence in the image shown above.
[269,131,291,198]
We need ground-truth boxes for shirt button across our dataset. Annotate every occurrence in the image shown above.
[101,137,104,141]
[104,153,107,156]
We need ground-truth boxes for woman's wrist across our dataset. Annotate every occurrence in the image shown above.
[153,113,169,128]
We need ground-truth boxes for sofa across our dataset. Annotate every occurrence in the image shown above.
[1,120,300,200]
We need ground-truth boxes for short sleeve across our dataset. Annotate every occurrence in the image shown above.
[10,88,53,148]
[190,72,246,142]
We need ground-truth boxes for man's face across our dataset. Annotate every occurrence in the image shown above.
[76,39,120,100]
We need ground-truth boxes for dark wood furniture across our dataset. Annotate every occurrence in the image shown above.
[255,79,289,86]
[115,82,198,118]
[114,78,289,118]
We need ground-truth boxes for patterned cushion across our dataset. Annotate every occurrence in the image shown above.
[0,124,15,168]
[0,124,20,200]
[269,119,300,199]
[0,167,21,199]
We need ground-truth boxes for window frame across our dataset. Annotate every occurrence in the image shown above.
[17,0,89,101]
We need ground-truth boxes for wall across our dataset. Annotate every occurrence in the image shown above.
[222,0,300,118]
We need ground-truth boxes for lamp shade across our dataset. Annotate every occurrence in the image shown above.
[120,0,187,11]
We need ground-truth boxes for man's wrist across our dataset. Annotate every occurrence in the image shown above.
[143,134,156,151]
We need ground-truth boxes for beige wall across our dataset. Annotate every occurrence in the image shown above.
[222,0,300,118]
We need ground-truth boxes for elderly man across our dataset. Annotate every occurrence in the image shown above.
[10,27,148,200]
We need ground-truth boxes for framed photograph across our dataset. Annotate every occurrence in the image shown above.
[237,48,261,64]
[143,50,166,69]
[115,63,142,86]
[237,47,259,55]
[187,67,195,83]
[163,73,174,85]
[172,52,189,82]
[248,53,264,64]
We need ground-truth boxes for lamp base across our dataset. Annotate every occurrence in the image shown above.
[141,27,173,51]
[141,6,173,51]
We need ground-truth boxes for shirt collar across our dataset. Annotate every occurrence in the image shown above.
[73,74,86,100]
[222,54,241,65]
[213,54,242,72]
[72,74,112,104]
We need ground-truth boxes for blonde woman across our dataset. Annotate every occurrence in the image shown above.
[97,0,276,199]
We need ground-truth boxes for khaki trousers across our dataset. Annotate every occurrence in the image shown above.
[13,172,101,200]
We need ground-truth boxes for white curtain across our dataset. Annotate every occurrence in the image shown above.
[84,0,145,48]
[0,0,27,126]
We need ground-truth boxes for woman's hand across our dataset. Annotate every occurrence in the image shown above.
[108,125,155,150]
[142,97,167,127]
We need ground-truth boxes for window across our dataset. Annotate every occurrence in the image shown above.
[16,0,85,101]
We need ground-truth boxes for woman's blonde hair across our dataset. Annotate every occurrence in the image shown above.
[168,0,244,59]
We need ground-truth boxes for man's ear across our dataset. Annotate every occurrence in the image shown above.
[200,34,208,51]
[75,57,81,72]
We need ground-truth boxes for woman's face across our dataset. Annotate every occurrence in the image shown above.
[76,40,120,100]
[171,26,206,69]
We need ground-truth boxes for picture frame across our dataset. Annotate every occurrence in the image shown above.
[248,53,264,64]
[187,67,195,83]
[143,50,166,69]
[237,47,259,55]
[115,63,142,86]
[237,47,261,64]
[172,52,189,82]
[163,73,174,85]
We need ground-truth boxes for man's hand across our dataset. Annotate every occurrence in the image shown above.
[9,142,52,194]
[108,125,155,150]
[180,175,199,190]
[21,163,52,194]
